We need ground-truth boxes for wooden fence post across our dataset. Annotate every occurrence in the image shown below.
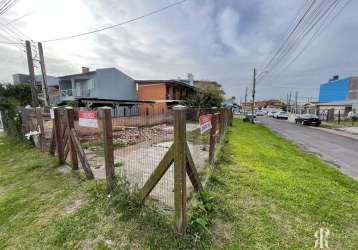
[229,108,233,126]
[173,105,187,234]
[53,107,65,164]
[65,107,79,170]
[101,107,115,193]
[35,107,45,152]
[209,112,219,163]
[218,108,224,141]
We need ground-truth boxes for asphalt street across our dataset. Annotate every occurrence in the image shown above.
[257,117,358,181]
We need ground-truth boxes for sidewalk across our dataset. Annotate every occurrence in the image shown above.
[312,126,358,140]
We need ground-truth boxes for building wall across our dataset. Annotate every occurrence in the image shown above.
[137,84,168,116]
[94,68,137,100]
[348,77,358,99]
[12,74,30,84]
[138,83,166,101]
[319,78,350,103]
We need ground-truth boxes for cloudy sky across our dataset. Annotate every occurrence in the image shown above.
[0,0,357,103]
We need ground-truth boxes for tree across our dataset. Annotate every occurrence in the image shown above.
[0,83,32,107]
[185,85,224,108]
[0,83,32,139]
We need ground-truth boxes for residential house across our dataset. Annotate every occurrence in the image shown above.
[136,79,195,115]
[59,67,138,116]
[59,67,137,102]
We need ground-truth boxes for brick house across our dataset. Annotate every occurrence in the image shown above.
[136,80,195,115]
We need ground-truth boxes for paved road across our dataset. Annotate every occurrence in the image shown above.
[257,117,358,181]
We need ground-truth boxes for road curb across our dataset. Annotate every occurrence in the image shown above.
[311,126,358,141]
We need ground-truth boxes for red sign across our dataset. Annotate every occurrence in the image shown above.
[199,114,212,134]
[79,111,98,128]
[79,111,97,119]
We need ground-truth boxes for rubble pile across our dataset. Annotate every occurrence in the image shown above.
[113,124,173,147]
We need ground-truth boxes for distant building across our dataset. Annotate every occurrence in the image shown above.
[12,73,59,88]
[12,73,60,105]
[317,75,358,118]
[318,75,358,103]
[241,99,283,110]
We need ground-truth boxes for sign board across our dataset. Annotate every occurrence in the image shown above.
[46,120,53,129]
[79,111,98,128]
[199,114,212,134]
[50,108,54,119]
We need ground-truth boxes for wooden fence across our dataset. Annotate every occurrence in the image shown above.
[19,105,233,233]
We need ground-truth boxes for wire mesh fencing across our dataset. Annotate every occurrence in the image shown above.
[72,108,105,177]
[109,106,232,209]
[9,104,233,211]
[112,105,175,208]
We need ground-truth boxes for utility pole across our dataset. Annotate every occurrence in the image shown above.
[244,87,248,115]
[286,93,289,112]
[288,92,292,113]
[294,91,298,114]
[38,42,49,106]
[251,68,256,123]
[25,40,39,107]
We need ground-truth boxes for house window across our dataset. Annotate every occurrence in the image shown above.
[60,80,73,97]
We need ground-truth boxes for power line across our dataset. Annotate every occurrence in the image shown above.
[0,0,17,16]
[40,0,188,43]
[270,0,340,74]
[281,0,352,71]
[0,0,188,45]
[256,0,348,83]
[256,0,317,80]
[6,10,33,25]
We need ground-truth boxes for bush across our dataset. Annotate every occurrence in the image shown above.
[185,85,224,108]
[0,83,32,139]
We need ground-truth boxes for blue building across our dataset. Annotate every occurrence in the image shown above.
[59,67,137,103]
[319,76,358,103]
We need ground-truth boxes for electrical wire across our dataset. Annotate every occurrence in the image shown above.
[281,0,352,71]
[268,0,339,74]
[257,0,317,80]
[6,10,33,25]
[256,0,349,83]
[0,0,17,16]
[40,0,188,43]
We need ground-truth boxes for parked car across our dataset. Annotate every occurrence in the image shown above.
[256,110,265,116]
[275,111,288,120]
[268,111,278,117]
[246,112,256,119]
[273,111,281,118]
[295,114,321,126]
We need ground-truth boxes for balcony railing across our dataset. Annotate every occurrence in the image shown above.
[60,88,92,98]
[61,89,73,97]
[75,89,91,97]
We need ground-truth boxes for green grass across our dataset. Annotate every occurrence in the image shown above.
[0,134,209,249]
[187,128,210,145]
[1,118,357,249]
[207,119,358,249]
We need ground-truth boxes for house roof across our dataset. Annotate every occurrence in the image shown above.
[59,71,96,79]
[136,79,195,89]
[317,99,358,106]
[78,98,155,105]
